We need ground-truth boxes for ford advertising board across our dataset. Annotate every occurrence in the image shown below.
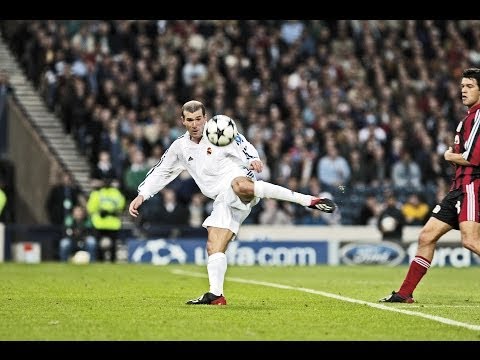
[340,241,405,266]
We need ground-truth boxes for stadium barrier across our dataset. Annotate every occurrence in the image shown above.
[126,237,477,268]
[237,225,461,243]
[3,224,471,267]
[125,225,473,268]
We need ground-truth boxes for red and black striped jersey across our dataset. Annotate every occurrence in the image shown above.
[451,103,480,190]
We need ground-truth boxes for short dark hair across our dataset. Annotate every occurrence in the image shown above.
[462,68,480,87]
[181,100,205,118]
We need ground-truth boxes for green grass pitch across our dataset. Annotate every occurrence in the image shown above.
[1,263,480,341]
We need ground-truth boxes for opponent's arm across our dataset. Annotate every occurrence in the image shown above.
[445,146,476,166]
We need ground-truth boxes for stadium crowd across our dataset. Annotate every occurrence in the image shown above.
[1,20,476,236]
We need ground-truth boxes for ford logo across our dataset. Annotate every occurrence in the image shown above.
[340,242,405,266]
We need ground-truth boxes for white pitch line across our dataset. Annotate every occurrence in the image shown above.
[405,305,480,308]
[172,269,480,331]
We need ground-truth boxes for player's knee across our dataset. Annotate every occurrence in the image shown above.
[418,228,436,246]
[461,237,477,252]
[206,242,215,254]
[231,178,254,197]
[206,241,224,255]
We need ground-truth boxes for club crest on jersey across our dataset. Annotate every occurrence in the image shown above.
[454,134,460,144]
[207,147,212,155]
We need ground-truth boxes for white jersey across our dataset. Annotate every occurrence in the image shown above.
[138,131,260,201]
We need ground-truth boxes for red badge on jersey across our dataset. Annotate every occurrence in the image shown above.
[207,147,212,155]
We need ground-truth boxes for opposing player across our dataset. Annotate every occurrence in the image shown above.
[129,100,336,305]
[380,68,480,303]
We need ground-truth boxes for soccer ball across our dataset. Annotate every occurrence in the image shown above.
[71,250,90,264]
[205,115,238,146]
[381,216,397,232]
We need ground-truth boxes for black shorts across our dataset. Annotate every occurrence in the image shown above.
[431,188,463,230]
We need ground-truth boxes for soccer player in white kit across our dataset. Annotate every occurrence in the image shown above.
[128,100,336,305]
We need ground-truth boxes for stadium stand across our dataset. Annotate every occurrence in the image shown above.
[0,20,472,236]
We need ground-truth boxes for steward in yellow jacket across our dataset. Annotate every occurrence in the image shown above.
[86,179,126,261]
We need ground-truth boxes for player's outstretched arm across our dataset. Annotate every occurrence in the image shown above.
[129,195,144,218]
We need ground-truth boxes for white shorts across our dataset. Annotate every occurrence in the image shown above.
[202,186,260,236]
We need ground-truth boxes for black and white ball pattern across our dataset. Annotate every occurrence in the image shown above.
[205,115,238,146]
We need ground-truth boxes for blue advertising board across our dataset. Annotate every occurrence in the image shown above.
[127,238,329,266]
[127,238,480,267]
[339,241,405,266]
[337,241,480,267]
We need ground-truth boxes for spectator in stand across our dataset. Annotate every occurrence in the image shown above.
[139,187,189,232]
[258,199,294,225]
[46,172,84,226]
[377,193,405,242]
[100,117,124,179]
[356,194,381,226]
[317,142,351,193]
[401,193,430,226]
[348,149,370,187]
[146,143,164,169]
[182,50,207,88]
[365,141,389,187]
[358,112,387,145]
[188,192,208,228]
[123,147,149,201]
[391,150,422,191]
[59,205,97,262]
[168,170,201,206]
[90,150,116,187]
[283,176,309,224]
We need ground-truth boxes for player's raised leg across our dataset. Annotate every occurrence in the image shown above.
[233,178,336,213]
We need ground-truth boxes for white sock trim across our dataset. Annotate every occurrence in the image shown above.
[208,252,226,263]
